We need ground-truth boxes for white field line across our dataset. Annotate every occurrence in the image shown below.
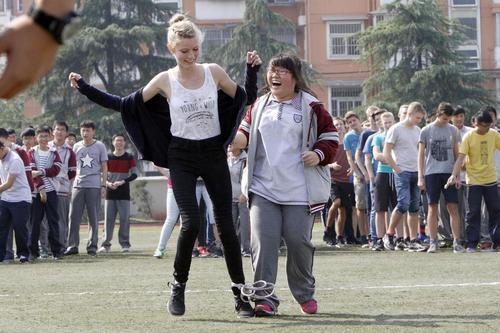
[1,281,500,299]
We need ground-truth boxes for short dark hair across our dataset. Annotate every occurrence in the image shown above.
[112,133,126,141]
[79,120,95,130]
[67,132,77,139]
[53,121,69,132]
[21,127,36,138]
[474,110,493,124]
[436,102,454,117]
[0,128,8,138]
[480,105,497,119]
[371,109,385,120]
[453,106,466,116]
[6,128,15,135]
[35,125,52,135]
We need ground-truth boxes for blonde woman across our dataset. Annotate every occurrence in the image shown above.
[69,14,261,317]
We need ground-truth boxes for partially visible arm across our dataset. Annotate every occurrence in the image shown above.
[364,153,375,184]
[447,153,466,189]
[71,74,122,112]
[0,0,76,98]
[68,149,77,181]
[417,142,426,190]
[383,143,401,174]
[232,132,248,150]
[101,161,108,187]
[0,174,17,193]
[41,151,62,177]
[142,72,169,103]
[346,150,361,176]
[211,64,237,98]
[356,148,369,180]
[245,51,262,105]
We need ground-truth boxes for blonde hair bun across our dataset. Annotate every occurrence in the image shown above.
[169,13,187,26]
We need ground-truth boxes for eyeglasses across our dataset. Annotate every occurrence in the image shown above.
[268,68,290,76]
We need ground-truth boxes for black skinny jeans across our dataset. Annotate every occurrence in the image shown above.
[168,136,245,285]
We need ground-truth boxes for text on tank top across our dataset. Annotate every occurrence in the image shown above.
[168,64,221,140]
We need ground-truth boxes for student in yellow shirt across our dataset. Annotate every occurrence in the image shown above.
[447,110,500,252]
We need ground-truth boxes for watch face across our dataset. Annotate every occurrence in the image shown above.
[62,16,82,43]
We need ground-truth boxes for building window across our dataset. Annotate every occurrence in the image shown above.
[202,26,235,56]
[17,0,23,12]
[330,85,363,116]
[457,17,477,43]
[268,0,294,4]
[457,48,479,69]
[452,0,476,6]
[374,14,385,26]
[0,0,5,12]
[328,22,362,59]
[270,26,296,45]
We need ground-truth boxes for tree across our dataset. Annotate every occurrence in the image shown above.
[356,0,494,115]
[0,95,30,132]
[208,0,315,87]
[30,0,176,141]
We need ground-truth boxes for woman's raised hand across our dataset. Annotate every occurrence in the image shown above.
[68,72,82,89]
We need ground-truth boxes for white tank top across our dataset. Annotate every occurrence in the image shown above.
[168,64,221,140]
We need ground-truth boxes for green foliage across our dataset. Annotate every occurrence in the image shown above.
[0,95,30,130]
[208,0,316,87]
[357,0,495,117]
[29,0,176,138]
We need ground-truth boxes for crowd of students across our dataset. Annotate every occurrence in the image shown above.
[0,121,138,262]
[322,103,500,254]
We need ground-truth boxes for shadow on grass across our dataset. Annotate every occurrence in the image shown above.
[188,312,499,329]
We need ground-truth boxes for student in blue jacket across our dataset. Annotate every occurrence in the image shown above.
[69,13,261,318]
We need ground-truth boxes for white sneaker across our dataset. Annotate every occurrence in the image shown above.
[121,247,130,253]
[153,249,164,258]
[427,241,438,253]
[97,246,109,253]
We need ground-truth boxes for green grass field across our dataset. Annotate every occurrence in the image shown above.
[1,223,500,333]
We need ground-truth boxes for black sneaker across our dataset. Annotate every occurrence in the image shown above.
[167,281,186,316]
[372,238,384,251]
[395,237,406,251]
[192,248,200,257]
[87,250,97,257]
[232,287,254,318]
[64,247,79,256]
[19,255,30,264]
[208,245,224,258]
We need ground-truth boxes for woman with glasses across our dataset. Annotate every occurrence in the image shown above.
[232,54,339,316]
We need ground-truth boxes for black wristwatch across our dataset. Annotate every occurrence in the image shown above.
[28,6,81,45]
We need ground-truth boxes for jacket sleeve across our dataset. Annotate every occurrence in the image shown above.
[76,78,122,112]
[68,149,77,181]
[41,151,62,178]
[311,102,339,166]
[238,99,256,142]
[28,150,42,190]
[245,63,260,106]
[20,148,35,192]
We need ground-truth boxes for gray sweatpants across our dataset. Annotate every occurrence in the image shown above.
[231,201,250,254]
[57,196,71,249]
[249,193,315,310]
[67,188,101,252]
[101,199,131,249]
